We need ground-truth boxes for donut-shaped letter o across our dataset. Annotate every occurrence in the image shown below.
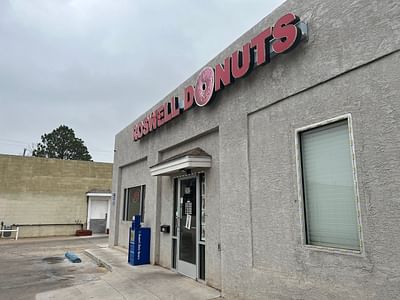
[194,67,215,107]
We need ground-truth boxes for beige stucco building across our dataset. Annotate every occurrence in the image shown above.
[109,0,400,298]
[0,154,112,238]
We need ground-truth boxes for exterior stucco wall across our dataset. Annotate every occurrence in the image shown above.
[110,0,400,298]
[244,52,400,299]
[0,155,112,238]
[116,158,153,249]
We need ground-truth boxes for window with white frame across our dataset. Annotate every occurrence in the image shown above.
[299,119,360,251]
[123,185,145,221]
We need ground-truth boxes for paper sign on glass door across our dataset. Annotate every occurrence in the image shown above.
[185,215,192,229]
[185,201,192,215]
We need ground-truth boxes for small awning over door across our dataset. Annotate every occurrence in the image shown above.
[150,148,211,176]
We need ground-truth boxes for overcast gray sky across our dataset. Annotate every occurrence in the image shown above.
[0,0,284,162]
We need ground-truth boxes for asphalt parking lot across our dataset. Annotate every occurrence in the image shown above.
[0,236,108,300]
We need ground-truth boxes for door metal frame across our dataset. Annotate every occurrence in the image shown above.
[173,174,200,279]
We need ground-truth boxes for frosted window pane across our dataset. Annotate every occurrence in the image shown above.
[301,120,360,250]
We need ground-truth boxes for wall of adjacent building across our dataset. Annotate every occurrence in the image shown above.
[0,154,112,238]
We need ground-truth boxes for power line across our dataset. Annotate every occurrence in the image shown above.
[0,141,30,146]
[0,138,31,145]
[0,137,113,154]
[90,149,114,153]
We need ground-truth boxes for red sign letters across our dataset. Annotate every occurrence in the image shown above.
[133,13,305,141]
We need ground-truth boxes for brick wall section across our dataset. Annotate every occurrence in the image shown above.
[0,154,112,237]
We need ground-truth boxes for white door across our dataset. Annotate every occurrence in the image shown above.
[89,199,108,233]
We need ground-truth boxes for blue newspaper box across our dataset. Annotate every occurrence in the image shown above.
[128,215,151,266]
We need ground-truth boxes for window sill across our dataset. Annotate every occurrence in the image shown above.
[303,244,363,257]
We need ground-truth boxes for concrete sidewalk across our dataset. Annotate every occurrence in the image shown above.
[36,246,222,300]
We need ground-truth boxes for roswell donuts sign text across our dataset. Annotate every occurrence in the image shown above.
[133,13,307,141]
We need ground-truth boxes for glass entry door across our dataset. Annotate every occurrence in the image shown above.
[177,177,197,279]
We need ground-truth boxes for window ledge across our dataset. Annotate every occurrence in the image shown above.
[303,244,363,257]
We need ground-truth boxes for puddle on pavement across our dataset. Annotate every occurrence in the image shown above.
[42,256,65,264]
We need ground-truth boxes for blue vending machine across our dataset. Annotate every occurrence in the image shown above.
[128,215,151,266]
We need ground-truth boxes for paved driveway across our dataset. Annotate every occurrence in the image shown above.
[0,236,221,300]
[37,247,222,300]
[0,236,108,300]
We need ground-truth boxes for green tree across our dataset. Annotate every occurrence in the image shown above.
[32,125,92,161]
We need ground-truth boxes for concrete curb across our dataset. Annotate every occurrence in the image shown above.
[0,234,108,245]
[84,249,113,272]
